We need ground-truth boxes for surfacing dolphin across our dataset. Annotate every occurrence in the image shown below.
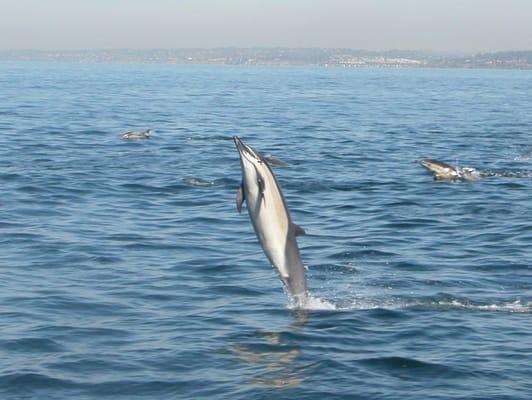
[417,159,481,181]
[120,129,153,140]
[262,154,289,167]
[234,136,308,306]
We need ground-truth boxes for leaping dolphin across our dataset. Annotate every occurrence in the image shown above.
[234,136,308,306]
[417,159,481,181]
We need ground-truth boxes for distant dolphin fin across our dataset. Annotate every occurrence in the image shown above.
[236,183,245,213]
[260,153,289,168]
[293,223,306,236]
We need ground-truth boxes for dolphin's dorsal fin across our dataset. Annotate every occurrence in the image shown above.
[236,183,245,213]
[293,223,306,236]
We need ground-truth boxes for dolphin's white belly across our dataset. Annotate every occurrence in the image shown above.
[234,135,308,299]
[247,189,291,277]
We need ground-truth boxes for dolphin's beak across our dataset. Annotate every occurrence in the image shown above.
[233,136,244,152]
[233,136,246,161]
[233,136,259,161]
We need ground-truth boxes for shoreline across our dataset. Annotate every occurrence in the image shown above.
[1,48,531,70]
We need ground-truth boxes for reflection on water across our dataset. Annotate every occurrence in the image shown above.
[228,310,319,390]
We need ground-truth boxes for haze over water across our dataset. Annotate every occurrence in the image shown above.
[2,0,532,51]
[1,62,531,399]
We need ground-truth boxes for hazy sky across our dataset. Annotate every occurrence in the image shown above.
[1,0,531,52]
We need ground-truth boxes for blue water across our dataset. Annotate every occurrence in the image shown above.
[1,62,531,400]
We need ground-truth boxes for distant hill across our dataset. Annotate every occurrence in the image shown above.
[434,50,532,68]
[1,48,531,69]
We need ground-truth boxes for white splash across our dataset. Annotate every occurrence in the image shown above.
[304,295,337,310]
[287,293,337,311]
[514,151,532,161]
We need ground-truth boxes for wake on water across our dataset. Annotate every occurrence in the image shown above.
[479,169,532,178]
[289,293,531,313]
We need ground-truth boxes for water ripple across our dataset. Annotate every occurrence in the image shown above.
[0,63,531,400]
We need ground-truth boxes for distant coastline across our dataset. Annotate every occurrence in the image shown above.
[1,48,532,69]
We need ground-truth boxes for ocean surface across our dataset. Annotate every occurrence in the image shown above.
[1,62,531,399]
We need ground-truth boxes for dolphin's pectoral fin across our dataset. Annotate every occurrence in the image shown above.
[257,177,265,195]
[257,175,266,206]
[236,183,245,213]
[292,223,306,236]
